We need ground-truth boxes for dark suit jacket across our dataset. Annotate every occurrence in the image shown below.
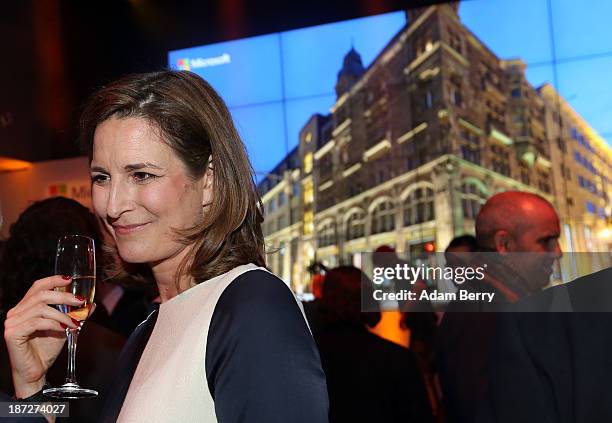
[435,272,516,423]
[481,267,612,422]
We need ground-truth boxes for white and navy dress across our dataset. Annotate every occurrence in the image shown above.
[99,264,329,422]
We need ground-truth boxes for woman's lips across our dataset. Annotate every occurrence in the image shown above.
[112,222,150,236]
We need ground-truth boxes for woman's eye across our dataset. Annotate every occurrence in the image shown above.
[132,172,156,182]
[91,174,109,184]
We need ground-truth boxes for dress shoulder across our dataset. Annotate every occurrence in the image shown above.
[205,269,329,423]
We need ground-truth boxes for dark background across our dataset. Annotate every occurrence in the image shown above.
[0,0,444,163]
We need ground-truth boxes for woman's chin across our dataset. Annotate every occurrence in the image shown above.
[116,241,184,267]
[117,247,152,264]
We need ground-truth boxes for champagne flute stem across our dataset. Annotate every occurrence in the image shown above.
[65,328,80,384]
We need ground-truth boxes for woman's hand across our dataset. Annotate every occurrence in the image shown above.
[3,275,84,398]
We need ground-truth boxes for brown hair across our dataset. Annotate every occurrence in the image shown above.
[0,197,104,310]
[79,70,266,287]
[319,266,381,328]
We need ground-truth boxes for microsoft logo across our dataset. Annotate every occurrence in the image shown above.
[49,184,68,196]
[177,58,191,71]
[176,54,231,71]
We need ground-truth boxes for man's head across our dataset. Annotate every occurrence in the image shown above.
[445,234,478,253]
[444,234,478,269]
[372,244,398,268]
[475,191,561,292]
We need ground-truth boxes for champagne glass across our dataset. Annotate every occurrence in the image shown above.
[43,235,98,399]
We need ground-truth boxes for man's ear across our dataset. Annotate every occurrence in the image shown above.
[202,155,214,208]
[493,230,513,253]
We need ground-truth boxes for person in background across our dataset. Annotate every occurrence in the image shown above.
[370,245,410,347]
[0,196,126,422]
[371,245,440,418]
[313,265,432,423]
[446,234,478,252]
[438,234,479,322]
[411,234,478,422]
[435,191,562,423]
[480,265,612,422]
[302,261,327,338]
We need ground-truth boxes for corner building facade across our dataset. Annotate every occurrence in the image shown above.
[259,4,612,292]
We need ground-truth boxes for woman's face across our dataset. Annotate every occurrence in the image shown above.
[90,116,211,265]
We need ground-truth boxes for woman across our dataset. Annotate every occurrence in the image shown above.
[4,71,329,422]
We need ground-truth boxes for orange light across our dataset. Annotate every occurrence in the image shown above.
[0,156,32,172]
[424,242,435,253]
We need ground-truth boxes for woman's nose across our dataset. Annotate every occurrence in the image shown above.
[106,180,133,219]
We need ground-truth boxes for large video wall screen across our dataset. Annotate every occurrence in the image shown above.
[169,2,612,179]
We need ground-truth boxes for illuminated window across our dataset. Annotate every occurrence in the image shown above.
[304,211,314,235]
[304,153,313,174]
[461,182,487,219]
[346,211,365,240]
[371,200,396,234]
[305,132,312,143]
[403,187,435,226]
[563,224,574,252]
[317,221,336,247]
[303,179,314,204]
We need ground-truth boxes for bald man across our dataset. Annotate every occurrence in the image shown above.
[475,191,562,296]
[475,195,612,421]
[435,191,561,423]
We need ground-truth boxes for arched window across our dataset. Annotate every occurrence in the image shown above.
[346,211,365,240]
[461,181,487,219]
[371,201,396,234]
[403,187,435,226]
[317,221,336,247]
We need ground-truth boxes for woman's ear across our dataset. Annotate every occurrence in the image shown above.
[202,155,214,208]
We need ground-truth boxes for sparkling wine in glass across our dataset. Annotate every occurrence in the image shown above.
[44,235,98,399]
[55,276,96,322]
